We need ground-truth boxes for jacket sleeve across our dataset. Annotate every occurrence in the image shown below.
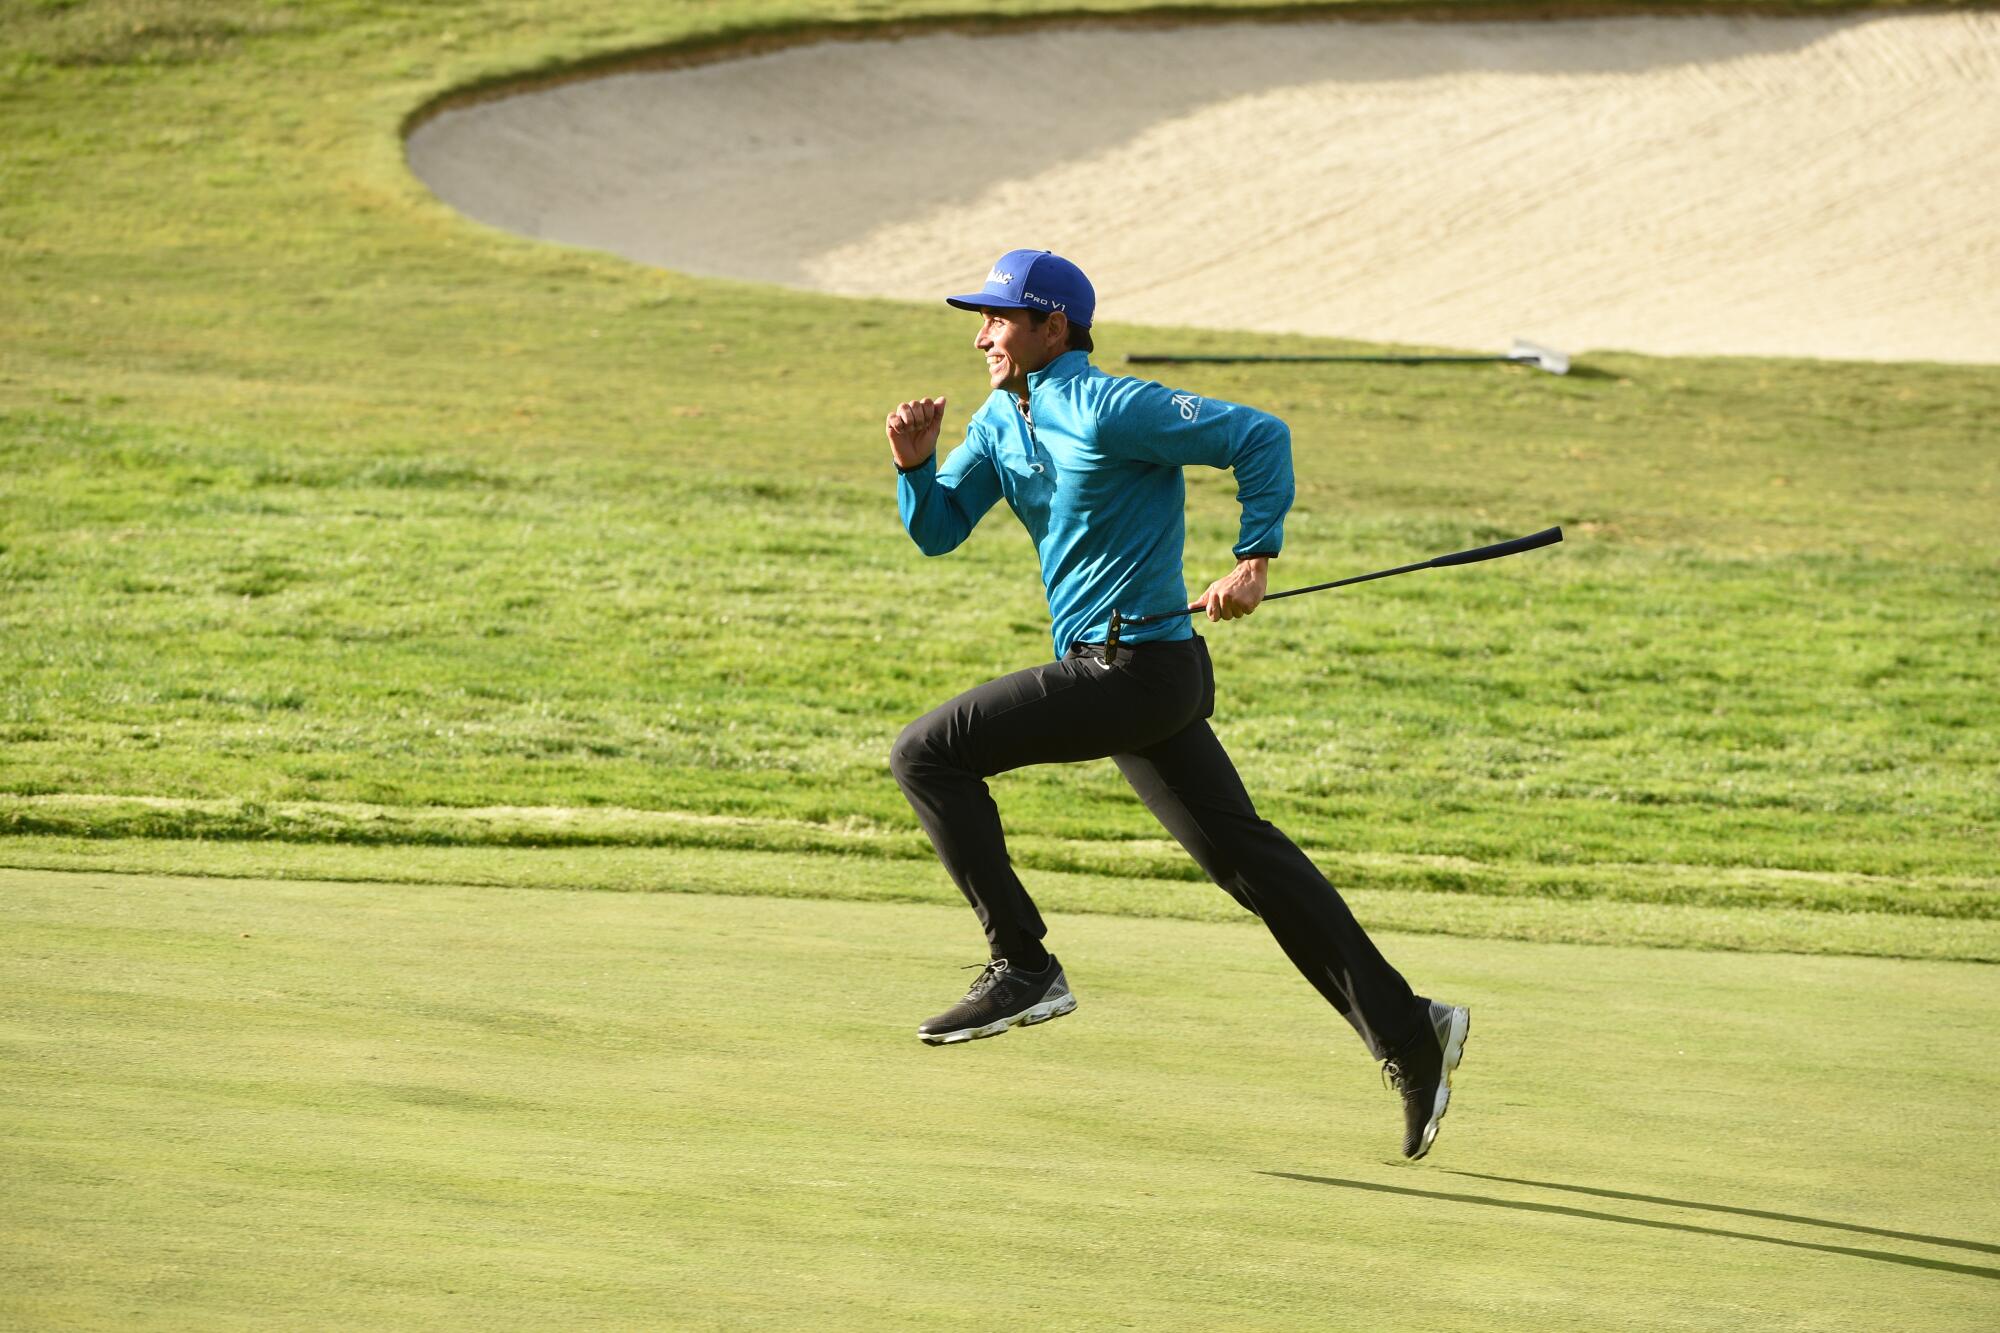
[1095,378,1294,559]
[897,423,1003,556]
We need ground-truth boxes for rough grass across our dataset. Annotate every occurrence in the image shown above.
[3,0,1997,936]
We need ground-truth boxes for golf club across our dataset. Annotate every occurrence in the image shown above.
[1126,338,1570,376]
[1103,526,1563,664]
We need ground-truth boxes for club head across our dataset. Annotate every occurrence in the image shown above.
[1509,338,1570,375]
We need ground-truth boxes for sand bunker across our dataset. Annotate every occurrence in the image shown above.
[407,13,2000,363]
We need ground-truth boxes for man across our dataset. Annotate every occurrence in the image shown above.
[884,249,1469,1160]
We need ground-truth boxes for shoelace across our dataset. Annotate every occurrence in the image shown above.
[960,960,1008,1001]
[1380,1057,1416,1098]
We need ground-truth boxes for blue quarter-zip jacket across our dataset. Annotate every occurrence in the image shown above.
[898,351,1294,658]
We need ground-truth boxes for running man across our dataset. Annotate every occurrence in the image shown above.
[884,249,1469,1159]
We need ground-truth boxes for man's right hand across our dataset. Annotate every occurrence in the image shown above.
[886,396,947,471]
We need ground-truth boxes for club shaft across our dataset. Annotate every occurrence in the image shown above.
[1126,354,1523,366]
[1117,526,1562,629]
[1266,560,1431,600]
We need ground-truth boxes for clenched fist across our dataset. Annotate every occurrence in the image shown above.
[886,396,948,471]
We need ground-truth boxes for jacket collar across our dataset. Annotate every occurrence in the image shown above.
[1026,350,1090,391]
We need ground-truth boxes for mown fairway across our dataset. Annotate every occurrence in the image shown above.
[2,0,1997,1327]
[4,870,1997,1330]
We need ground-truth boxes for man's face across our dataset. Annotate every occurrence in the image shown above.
[975,307,1067,396]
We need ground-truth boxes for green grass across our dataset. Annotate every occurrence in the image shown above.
[4,870,1996,1329]
[4,0,1997,936]
[5,8,1998,1322]
[6,840,1996,961]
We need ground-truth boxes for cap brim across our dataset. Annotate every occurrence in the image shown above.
[944,292,1031,313]
[943,294,1089,326]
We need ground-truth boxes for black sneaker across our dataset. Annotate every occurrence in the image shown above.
[1382,999,1470,1160]
[917,957,1076,1046]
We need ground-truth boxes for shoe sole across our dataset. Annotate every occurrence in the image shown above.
[917,992,1077,1046]
[1410,1005,1470,1160]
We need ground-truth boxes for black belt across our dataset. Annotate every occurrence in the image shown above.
[1067,634,1195,663]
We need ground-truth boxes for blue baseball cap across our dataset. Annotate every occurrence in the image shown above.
[945,249,1095,328]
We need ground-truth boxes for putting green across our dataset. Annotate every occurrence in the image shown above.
[4,869,1994,1329]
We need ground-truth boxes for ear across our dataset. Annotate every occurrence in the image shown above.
[1044,310,1070,349]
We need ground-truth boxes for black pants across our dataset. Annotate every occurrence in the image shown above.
[889,634,1427,1058]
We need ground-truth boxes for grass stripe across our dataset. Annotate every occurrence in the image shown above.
[4,847,1994,963]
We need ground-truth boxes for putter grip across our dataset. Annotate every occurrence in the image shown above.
[1429,526,1563,567]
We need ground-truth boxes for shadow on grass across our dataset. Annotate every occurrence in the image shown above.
[1260,1172,2000,1280]
[1442,1170,2000,1257]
